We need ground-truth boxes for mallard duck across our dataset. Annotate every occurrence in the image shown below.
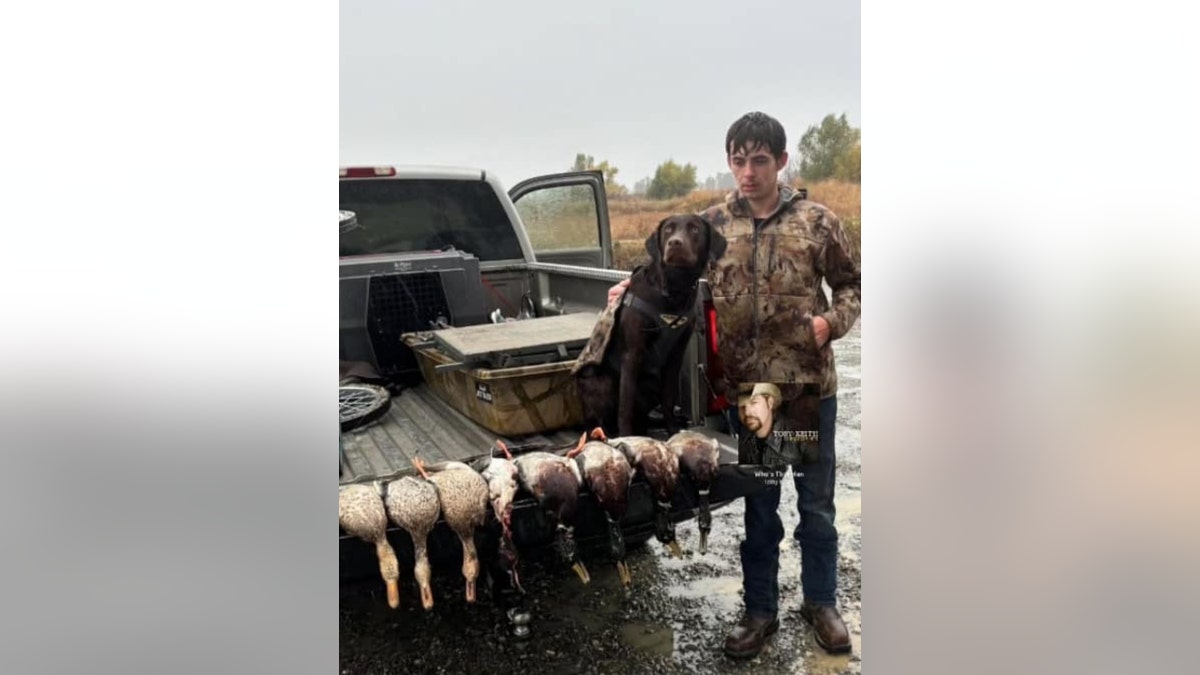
[472,440,523,592]
[666,430,721,554]
[514,441,591,585]
[383,475,441,609]
[604,434,683,558]
[339,483,401,608]
[567,428,635,587]
[412,457,490,603]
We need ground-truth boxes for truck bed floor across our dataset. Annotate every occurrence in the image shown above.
[339,383,585,484]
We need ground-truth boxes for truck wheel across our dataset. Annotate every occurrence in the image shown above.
[340,382,391,431]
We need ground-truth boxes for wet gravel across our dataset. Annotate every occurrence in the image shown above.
[341,324,862,674]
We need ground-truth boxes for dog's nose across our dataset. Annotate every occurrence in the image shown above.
[667,237,682,248]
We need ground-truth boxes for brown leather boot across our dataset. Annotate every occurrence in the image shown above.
[799,602,851,654]
[722,614,780,659]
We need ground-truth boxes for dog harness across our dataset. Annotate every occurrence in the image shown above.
[621,292,693,331]
[597,291,696,380]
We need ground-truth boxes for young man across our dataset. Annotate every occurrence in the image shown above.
[607,111,861,657]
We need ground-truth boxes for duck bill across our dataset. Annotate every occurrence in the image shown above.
[465,580,477,603]
[377,542,401,609]
[420,583,434,610]
[572,561,592,585]
[616,560,632,587]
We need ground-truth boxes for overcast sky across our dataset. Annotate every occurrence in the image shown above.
[341,0,859,191]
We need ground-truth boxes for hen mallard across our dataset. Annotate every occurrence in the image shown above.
[339,483,401,608]
[383,475,441,609]
[412,457,490,603]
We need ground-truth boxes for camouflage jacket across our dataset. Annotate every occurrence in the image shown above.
[700,185,861,398]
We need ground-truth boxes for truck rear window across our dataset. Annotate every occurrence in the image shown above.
[339,179,524,260]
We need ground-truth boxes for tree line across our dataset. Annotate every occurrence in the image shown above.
[573,113,860,199]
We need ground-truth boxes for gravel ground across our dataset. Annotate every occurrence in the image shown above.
[341,324,862,675]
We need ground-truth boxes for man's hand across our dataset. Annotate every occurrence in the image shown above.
[813,315,831,349]
[607,278,630,309]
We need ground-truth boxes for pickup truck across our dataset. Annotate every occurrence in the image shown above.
[337,166,758,595]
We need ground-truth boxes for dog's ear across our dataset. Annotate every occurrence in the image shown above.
[645,217,669,263]
[700,215,727,262]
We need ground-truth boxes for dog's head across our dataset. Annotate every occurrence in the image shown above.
[644,214,727,270]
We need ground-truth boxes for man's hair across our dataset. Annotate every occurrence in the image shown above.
[725,112,787,160]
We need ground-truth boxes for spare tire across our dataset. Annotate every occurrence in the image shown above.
[339,382,391,431]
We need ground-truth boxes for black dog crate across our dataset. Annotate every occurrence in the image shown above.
[340,250,489,382]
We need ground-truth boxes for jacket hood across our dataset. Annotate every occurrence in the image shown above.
[725,183,804,220]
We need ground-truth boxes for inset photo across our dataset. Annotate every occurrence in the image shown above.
[734,381,822,467]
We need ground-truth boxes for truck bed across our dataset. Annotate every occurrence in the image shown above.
[339,382,585,484]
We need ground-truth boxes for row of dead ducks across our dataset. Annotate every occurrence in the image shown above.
[338,428,721,610]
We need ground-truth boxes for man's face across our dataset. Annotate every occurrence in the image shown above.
[742,394,775,438]
[727,143,787,202]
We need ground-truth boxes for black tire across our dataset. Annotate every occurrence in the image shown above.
[339,382,392,432]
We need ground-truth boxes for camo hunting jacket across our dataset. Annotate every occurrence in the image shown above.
[700,185,861,398]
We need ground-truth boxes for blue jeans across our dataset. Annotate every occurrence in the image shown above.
[738,395,839,618]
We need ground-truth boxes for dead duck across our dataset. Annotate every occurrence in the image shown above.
[412,457,490,603]
[665,430,721,554]
[603,434,683,558]
[383,475,440,609]
[567,428,635,587]
[471,440,523,592]
[473,440,520,536]
[513,441,591,585]
[339,483,401,608]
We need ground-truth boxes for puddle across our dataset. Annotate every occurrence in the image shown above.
[836,493,861,525]
[794,633,861,675]
[619,620,674,657]
[668,575,743,615]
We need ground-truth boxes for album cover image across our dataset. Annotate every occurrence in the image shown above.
[734,381,822,468]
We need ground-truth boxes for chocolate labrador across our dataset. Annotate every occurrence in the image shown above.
[574,214,727,436]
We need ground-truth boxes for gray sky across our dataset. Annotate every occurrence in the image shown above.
[340,0,859,191]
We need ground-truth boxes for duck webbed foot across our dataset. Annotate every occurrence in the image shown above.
[606,516,631,587]
[654,501,683,558]
[555,525,590,584]
[697,488,712,555]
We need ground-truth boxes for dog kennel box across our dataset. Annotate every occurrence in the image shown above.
[401,313,598,437]
[339,250,488,380]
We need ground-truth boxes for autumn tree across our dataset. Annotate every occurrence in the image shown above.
[571,153,628,197]
[833,142,861,183]
[797,113,861,183]
[646,159,697,199]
